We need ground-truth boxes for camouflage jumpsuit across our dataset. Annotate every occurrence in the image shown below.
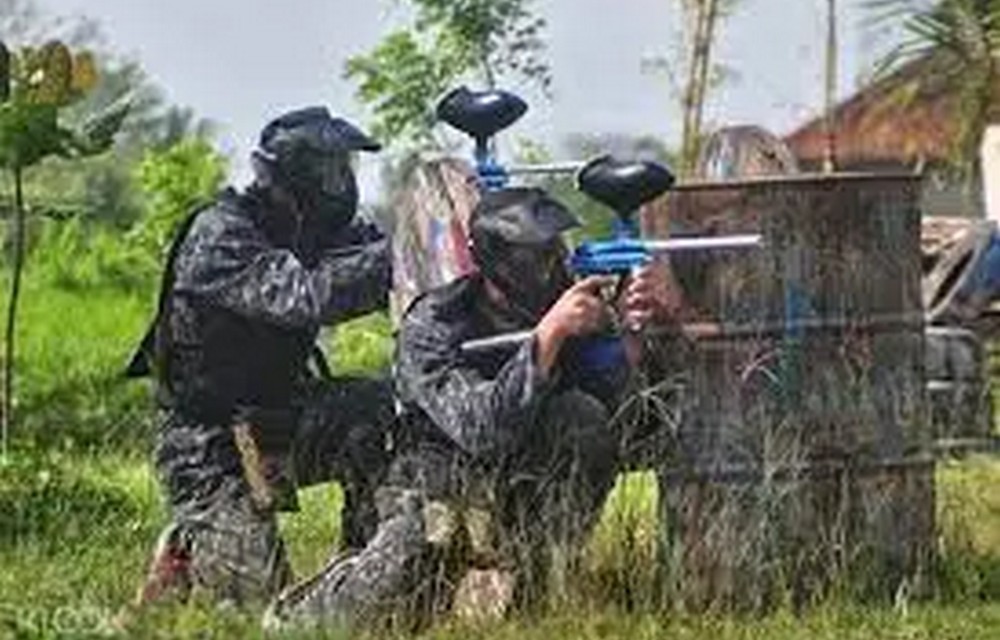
[131,187,394,606]
[265,273,634,631]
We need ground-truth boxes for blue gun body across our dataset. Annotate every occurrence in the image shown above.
[567,219,645,372]
[571,240,650,276]
[572,226,763,277]
[569,216,646,276]
[474,146,510,191]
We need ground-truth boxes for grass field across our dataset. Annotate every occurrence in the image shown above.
[2,451,1000,638]
[2,270,1000,638]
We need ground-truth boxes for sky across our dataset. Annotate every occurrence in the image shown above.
[38,0,898,199]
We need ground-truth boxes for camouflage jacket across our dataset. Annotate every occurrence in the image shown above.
[394,274,628,462]
[131,187,391,424]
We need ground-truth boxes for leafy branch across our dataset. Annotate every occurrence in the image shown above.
[0,38,127,460]
[868,0,1000,177]
[343,0,551,149]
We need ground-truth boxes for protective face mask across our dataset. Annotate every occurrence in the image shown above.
[284,149,359,230]
[487,240,573,320]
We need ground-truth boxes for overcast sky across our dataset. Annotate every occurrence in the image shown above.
[38,0,896,197]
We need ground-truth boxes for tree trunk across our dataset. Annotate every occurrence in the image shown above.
[823,0,838,173]
[681,0,720,177]
[2,166,24,460]
[692,0,719,160]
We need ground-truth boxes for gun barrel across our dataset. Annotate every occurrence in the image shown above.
[460,330,534,354]
[644,234,763,252]
[459,311,927,356]
[507,161,586,177]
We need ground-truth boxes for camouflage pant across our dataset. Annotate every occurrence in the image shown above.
[264,390,619,632]
[137,376,394,607]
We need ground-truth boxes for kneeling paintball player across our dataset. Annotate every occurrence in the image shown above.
[124,108,396,608]
[265,185,684,631]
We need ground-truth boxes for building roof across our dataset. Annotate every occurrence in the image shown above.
[785,58,957,167]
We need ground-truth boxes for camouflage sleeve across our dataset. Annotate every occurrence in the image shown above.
[395,312,554,458]
[174,207,390,328]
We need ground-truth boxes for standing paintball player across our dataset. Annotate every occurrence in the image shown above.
[124,107,395,608]
[266,185,683,631]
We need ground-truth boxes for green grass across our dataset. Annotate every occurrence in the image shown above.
[327,311,394,378]
[935,456,1000,602]
[0,265,394,637]
[12,275,154,452]
[1,454,1000,638]
[3,267,1000,638]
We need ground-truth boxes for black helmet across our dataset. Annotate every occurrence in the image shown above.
[252,107,380,229]
[470,188,580,319]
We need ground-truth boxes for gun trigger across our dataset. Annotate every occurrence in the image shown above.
[612,274,628,302]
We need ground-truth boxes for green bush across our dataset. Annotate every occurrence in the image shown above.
[28,217,153,291]
[129,137,226,263]
[11,136,227,292]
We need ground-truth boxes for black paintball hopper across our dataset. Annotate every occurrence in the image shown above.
[436,86,528,147]
[577,155,676,215]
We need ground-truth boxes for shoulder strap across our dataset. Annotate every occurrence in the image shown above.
[123,199,219,378]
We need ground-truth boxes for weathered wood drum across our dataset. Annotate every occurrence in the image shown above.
[390,158,479,324]
[649,174,934,609]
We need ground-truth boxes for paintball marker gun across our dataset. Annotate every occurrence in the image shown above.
[570,155,761,276]
[436,86,584,190]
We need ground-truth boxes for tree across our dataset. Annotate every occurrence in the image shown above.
[0,39,126,459]
[0,0,215,229]
[869,0,1000,180]
[823,0,839,173]
[680,0,722,177]
[642,0,740,176]
[680,0,750,177]
[344,0,550,147]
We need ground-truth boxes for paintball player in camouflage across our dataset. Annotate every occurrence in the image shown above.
[124,107,395,608]
[265,187,681,631]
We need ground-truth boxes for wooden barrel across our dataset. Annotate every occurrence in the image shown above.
[649,173,934,609]
[389,157,479,325]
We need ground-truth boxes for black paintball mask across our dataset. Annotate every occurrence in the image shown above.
[469,188,580,321]
[251,107,380,231]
